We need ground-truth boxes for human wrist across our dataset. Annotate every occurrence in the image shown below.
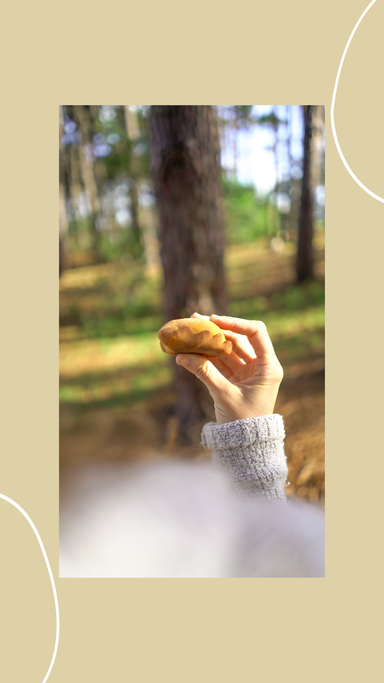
[214,388,279,425]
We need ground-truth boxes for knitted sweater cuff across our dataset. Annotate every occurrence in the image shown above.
[201,415,288,502]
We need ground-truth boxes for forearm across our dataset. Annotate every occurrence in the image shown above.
[201,414,288,502]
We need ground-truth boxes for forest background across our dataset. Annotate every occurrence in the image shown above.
[59,105,325,505]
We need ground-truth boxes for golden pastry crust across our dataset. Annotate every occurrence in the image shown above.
[158,318,232,357]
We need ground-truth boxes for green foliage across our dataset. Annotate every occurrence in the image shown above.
[66,218,94,254]
[79,308,162,341]
[222,178,269,244]
[103,141,132,179]
[256,112,287,126]
[97,231,144,264]
[269,281,325,311]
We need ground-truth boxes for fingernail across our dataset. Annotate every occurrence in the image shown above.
[176,355,190,368]
[212,314,233,322]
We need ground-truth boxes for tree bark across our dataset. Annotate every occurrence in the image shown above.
[71,105,103,258]
[296,105,315,282]
[116,105,143,258]
[272,106,280,237]
[59,108,68,277]
[149,105,227,443]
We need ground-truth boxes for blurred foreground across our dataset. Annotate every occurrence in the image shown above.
[60,458,324,578]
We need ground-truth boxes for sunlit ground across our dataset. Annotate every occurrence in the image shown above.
[60,229,325,504]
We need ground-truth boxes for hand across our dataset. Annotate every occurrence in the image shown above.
[175,313,283,425]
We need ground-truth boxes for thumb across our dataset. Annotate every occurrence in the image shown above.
[176,354,230,402]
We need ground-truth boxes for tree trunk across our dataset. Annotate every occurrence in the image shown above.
[310,105,325,210]
[296,105,315,282]
[273,106,280,237]
[149,105,227,443]
[71,105,103,258]
[69,144,84,219]
[116,106,143,258]
[59,108,68,277]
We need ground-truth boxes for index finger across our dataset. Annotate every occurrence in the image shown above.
[191,311,255,361]
[210,314,276,358]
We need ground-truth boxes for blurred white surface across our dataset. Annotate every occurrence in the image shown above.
[60,459,324,578]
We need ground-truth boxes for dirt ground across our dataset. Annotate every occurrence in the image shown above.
[60,235,325,505]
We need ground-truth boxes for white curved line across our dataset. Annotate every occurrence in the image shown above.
[0,494,60,683]
[331,0,384,203]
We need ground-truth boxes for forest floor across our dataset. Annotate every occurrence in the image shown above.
[60,230,325,505]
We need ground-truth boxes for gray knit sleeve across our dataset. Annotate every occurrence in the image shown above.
[201,415,288,502]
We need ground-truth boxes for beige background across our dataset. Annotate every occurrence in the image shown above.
[1,0,383,680]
